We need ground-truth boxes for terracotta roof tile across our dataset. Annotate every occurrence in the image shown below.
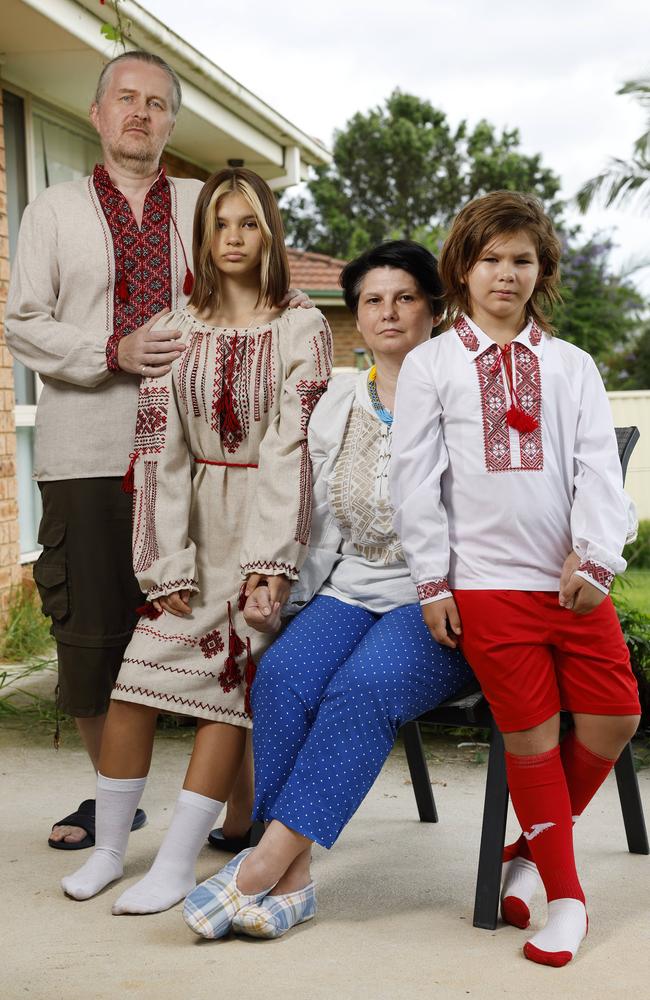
[287,248,347,293]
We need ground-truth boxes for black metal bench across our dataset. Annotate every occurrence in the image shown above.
[401,425,649,930]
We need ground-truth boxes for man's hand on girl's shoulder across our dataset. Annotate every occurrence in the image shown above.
[421,596,462,649]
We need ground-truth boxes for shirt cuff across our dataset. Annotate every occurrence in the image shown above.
[575,561,614,596]
[417,579,452,606]
[106,332,122,373]
[241,560,300,582]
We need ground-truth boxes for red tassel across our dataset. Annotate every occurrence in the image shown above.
[227,600,246,656]
[220,390,242,439]
[121,451,140,494]
[183,267,194,296]
[136,602,162,620]
[238,583,248,612]
[244,637,257,718]
[218,655,241,694]
[506,405,538,433]
[117,275,129,302]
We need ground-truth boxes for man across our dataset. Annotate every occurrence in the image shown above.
[6,51,274,847]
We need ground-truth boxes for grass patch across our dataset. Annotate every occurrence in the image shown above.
[1,584,53,662]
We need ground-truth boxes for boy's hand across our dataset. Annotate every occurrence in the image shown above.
[559,550,580,594]
[243,585,283,634]
[421,597,462,648]
[559,573,607,615]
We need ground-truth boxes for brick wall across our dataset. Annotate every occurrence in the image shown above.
[322,305,369,368]
[0,91,22,619]
[161,150,209,182]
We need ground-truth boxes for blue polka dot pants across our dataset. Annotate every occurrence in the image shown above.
[251,595,473,849]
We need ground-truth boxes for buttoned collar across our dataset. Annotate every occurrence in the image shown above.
[454,314,547,362]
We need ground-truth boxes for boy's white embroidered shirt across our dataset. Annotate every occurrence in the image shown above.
[390,316,636,604]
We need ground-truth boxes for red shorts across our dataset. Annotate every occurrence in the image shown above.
[454,590,640,733]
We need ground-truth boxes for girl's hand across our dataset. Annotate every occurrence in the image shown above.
[153,588,192,618]
[244,574,292,606]
[421,596,462,649]
[559,573,607,615]
[243,585,283,634]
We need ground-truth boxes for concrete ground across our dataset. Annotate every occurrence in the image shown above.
[0,718,648,1000]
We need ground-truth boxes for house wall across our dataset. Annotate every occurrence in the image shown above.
[608,391,650,520]
[321,305,368,368]
[0,90,22,617]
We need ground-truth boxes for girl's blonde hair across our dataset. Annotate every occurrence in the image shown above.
[439,190,563,333]
[189,167,290,314]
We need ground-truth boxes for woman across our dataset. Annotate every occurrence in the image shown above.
[61,168,331,914]
[183,240,474,940]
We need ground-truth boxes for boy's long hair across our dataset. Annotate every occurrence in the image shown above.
[188,167,290,315]
[439,191,562,333]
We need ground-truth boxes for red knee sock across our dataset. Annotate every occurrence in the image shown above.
[503,731,616,863]
[505,746,584,904]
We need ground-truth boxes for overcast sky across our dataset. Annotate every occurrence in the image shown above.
[146,0,650,288]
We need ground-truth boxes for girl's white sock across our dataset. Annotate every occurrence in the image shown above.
[112,789,224,915]
[61,773,147,900]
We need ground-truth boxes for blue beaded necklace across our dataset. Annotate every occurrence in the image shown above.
[367,366,393,426]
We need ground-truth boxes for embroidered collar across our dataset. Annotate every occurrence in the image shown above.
[92,163,168,204]
[454,314,546,362]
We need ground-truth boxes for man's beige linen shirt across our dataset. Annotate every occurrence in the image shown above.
[5,174,202,480]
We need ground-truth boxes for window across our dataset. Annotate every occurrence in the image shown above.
[4,89,101,559]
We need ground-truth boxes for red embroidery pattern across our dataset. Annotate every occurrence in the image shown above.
[147,577,198,600]
[135,384,170,454]
[133,460,160,573]
[253,328,274,423]
[189,330,205,418]
[113,683,249,720]
[296,379,329,435]
[529,322,543,346]
[295,440,312,545]
[133,624,197,647]
[512,343,543,471]
[210,332,255,453]
[122,657,217,679]
[93,165,172,372]
[417,579,451,602]
[199,629,225,659]
[454,316,480,352]
[310,323,334,378]
[475,343,543,473]
[476,345,511,472]
[242,559,299,579]
[578,561,614,591]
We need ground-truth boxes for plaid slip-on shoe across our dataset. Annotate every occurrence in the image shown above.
[182,848,275,940]
[232,881,317,939]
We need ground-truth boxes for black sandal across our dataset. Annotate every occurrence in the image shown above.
[48,799,147,850]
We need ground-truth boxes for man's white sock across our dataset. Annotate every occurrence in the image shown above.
[112,789,224,914]
[61,773,147,900]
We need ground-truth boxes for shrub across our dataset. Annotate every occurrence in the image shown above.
[1,584,53,662]
[615,601,650,724]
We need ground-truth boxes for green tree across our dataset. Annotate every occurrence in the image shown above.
[555,234,645,374]
[281,90,562,258]
[576,78,650,213]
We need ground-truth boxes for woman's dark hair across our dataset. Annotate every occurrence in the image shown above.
[339,240,444,316]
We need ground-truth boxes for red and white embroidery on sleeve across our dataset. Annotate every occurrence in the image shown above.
[417,579,452,605]
[576,560,615,594]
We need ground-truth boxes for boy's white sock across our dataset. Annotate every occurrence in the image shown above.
[524,898,588,967]
[112,789,224,914]
[500,857,540,928]
[61,774,147,900]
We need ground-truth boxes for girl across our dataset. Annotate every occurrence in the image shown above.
[61,167,331,914]
[390,191,640,967]
[181,240,473,941]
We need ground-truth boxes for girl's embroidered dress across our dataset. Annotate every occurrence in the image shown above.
[112,306,332,726]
